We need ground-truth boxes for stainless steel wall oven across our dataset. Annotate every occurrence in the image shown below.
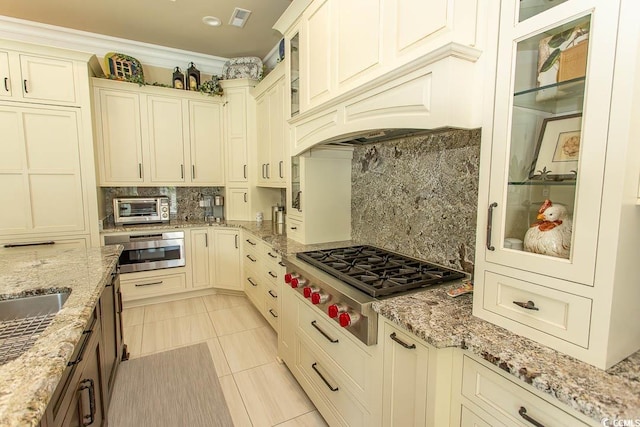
[104,231,185,273]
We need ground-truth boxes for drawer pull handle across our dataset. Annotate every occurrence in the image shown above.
[79,378,96,426]
[67,325,94,367]
[268,271,278,278]
[235,234,239,249]
[267,251,278,259]
[246,254,257,262]
[278,261,286,267]
[135,281,163,287]
[23,79,28,93]
[245,239,257,246]
[390,332,416,349]
[486,202,498,251]
[311,362,338,392]
[247,278,258,287]
[518,406,545,427]
[311,320,339,343]
[268,290,277,298]
[290,226,297,230]
[4,241,55,248]
[268,309,278,318]
[244,192,247,203]
[513,300,539,311]
[3,77,8,92]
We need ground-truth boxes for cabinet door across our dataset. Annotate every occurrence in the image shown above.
[0,105,85,235]
[19,54,76,104]
[256,94,270,185]
[269,78,287,185]
[146,95,186,183]
[225,88,249,183]
[190,228,212,289]
[96,89,144,183]
[484,1,619,285]
[382,321,429,427]
[335,0,381,87]
[0,51,11,98]
[226,188,251,221]
[189,101,224,185]
[213,229,241,290]
[303,0,332,108]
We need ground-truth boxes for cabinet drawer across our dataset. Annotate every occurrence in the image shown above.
[460,405,504,427]
[264,285,279,330]
[461,356,589,427]
[296,296,369,397]
[121,272,186,300]
[296,336,369,427]
[0,236,87,254]
[244,270,263,309]
[483,271,591,347]
[287,217,304,242]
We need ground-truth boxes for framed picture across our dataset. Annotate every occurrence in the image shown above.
[529,113,582,180]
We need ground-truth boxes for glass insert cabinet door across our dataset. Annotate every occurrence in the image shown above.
[485,0,620,286]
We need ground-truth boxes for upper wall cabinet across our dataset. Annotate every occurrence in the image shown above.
[253,62,288,188]
[93,78,225,187]
[473,0,640,369]
[0,49,80,105]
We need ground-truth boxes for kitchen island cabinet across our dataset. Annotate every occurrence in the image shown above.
[0,246,122,427]
[473,0,640,369]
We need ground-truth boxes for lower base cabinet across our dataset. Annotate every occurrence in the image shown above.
[45,266,124,427]
[450,353,596,427]
[189,227,241,292]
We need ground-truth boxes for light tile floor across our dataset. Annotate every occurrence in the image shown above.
[121,294,328,427]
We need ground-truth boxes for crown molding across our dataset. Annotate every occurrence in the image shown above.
[0,15,229,75]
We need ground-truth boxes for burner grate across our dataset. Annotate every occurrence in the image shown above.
[297,245,465,298]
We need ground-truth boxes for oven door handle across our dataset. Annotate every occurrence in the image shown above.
[122,238,183,251]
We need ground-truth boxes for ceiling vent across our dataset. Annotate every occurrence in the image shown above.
[229,7,252,28]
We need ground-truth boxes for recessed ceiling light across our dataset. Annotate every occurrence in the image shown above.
[229,7,251,28]
[202,16,222,27]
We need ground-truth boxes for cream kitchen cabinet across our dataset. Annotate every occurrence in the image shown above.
[188,227,241,291]
[380,318,453,427]
[0,40,101,248]
[473,0,640,369]
[0,48,81,105]
[221,79,253,184]
[287,146,352,244]
[93,78,225,186]
[450,353,596,427]
[0,104,87,236]
[253,63,288,188]
[241,231,285,330]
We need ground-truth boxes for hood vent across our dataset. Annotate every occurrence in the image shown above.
[323,128,443,146]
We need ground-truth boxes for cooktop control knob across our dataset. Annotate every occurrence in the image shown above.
[311,292,329,305]
[339,311,360,328]
[327,304,346,318]
[284,273,298,284]
[290,277,307,288]
[303,286,318,298]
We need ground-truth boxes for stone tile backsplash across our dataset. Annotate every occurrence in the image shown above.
[350,129,481,274]
[101,186,224,225]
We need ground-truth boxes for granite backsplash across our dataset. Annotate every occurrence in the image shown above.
[100,186,224,225]
[350,128,481,274]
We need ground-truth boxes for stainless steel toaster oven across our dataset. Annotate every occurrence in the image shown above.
[113,197,170,225]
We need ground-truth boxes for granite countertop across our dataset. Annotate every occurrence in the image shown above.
[101,219,356,256]
[372,285,640,424]
[0,246,122,427]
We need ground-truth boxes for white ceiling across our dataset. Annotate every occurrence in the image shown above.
[0,0,292,60]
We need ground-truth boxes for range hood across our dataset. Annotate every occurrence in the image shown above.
[288,43,484,156]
